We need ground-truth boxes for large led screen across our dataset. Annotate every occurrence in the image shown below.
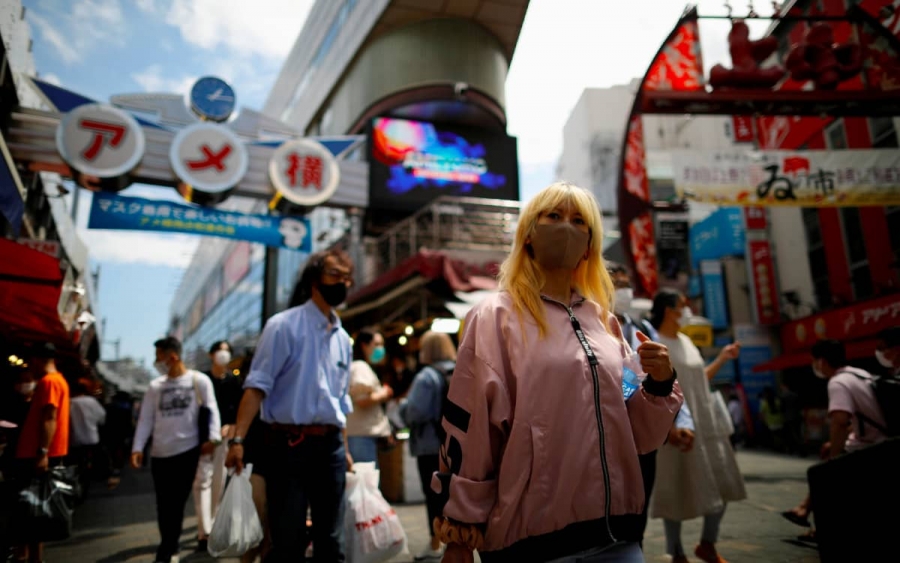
[368,117,519,211]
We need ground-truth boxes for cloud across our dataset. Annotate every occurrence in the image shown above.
[41,73,62,86]
[132,64,196,95]
[164,0,314,60]
[135,0,156,13]
[26,0,126,64]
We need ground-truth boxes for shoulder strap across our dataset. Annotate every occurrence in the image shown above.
[841,369,889,435]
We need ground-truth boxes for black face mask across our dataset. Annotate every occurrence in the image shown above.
[318,282,347,307]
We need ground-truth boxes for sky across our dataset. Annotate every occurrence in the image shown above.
[22,0,774,365]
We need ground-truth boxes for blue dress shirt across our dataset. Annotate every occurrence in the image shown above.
[244,300,353,427]
[620,314,695,431]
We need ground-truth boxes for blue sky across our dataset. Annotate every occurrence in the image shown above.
[22,0,758,365]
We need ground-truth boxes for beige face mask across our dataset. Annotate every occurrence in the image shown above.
[529,223,590,271]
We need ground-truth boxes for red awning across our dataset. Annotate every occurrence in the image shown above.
[752,338,880,372]
[347,249,499,306]
[0,237,69,347]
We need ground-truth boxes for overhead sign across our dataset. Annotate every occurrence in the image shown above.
[700,260,728,330]
[747,240,780,325]
[269,139,340,206]
[88,193,312,251]
[18,238,61,258]
[688,207,745,269]
[56,103,145,179]
[673,149,900,206]
[170,123,249,198]
[780,293,900,353]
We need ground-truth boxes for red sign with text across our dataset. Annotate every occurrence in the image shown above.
[780,293,900,353]
[732,116,754,143]
[748,240,780,325]
[744,207,767,230]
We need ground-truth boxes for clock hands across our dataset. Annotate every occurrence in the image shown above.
[207,88,234,102]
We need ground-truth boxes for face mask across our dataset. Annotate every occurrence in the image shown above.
[153,360,169,376]
[213,350,232,367]
[813,365,828,380]
[529,223,590,271]
[613,288,633,316]
[875,349,893,369]
[369,346,386,364]
[677,306,692,328]
[16,382,36,395]
[318,282,348,307]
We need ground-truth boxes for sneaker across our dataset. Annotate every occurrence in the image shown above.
[414,546,445,560]
[695,542,727,563]
[195,539,207,553]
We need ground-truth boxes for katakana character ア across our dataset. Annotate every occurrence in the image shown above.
[78,119,126,162]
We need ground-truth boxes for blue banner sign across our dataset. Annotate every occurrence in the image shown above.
[689,207,745,269]
[700,260,729,329]
[88,193,312,251]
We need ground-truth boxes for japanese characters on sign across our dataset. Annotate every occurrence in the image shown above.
[268,139,340,206]
[87,192,312,251]
[748,240,780,325]
[731,116,754,143]
[170,123,249,198]
[672,149,900,207]
[17,238,61,258]
[56,104,145,181]
[781,293,900,353]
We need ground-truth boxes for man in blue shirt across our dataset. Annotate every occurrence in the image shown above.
[607,262,695,548]
[226,249,355,563]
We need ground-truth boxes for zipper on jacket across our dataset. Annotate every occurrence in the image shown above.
[544,296,617,544]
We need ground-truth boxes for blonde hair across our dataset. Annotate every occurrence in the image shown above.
[418,331,457,365]
[498,182,614,337]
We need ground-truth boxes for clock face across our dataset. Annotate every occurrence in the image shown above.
[190,76,236,122]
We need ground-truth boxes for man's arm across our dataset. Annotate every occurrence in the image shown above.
[828,411,851,459]
[35,404,58,471]
[224,388,264,474]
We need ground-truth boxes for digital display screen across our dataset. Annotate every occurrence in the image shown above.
[368,117,519,211]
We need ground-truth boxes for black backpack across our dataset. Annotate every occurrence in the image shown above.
[847,369,900,438]
[430,362,455,442]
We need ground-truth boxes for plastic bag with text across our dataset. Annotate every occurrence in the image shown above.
[344,462,408,563]
[208,464,263,557]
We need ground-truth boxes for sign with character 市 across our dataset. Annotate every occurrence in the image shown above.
[88,193,311,251]
[672,149,900,206]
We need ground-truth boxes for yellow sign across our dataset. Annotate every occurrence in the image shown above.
[680,324,713,348]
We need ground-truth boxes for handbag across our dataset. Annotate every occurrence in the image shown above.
[193,374,212,445]
[14,465,77,543]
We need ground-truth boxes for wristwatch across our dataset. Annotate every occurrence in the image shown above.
[228,436,244,447]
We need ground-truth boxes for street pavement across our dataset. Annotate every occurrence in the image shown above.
[44,449,820,562]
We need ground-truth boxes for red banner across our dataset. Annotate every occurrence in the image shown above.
[781,293,900,353]
[644,19,705,92]
[743,207,767,230]
[731,116,754,143]
[748,240,780,325]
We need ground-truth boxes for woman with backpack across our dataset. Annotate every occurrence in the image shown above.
[399,331,457,561]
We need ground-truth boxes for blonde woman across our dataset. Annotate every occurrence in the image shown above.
[433,182,684,563]
[400,331,458,560]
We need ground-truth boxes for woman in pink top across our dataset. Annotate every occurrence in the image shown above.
[432,182,684,563]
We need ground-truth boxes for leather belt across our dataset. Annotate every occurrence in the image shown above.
[270,423,340,436]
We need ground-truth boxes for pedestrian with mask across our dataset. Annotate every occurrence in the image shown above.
[347,327,393,466]
[875,327,900,378]
[132,337,221,563]
[193,340,241,552]
[226,249,355,563]
[648,290,745,563]
[607,262,695,550]
[435,182,683,563]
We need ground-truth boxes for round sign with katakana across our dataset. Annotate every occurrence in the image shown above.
[268,139,340,207]
[56,103,145,179]
[169,122,249,196]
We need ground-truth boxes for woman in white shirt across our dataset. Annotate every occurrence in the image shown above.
[347,327,393,466]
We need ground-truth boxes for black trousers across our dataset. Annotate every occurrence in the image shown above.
[637,450,657,547]
[150,447,200,562]
[264,429,346,563]
[416,454,442,537]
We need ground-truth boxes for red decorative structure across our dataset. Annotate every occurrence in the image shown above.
[709,20,786,89]
[784,23,864,89]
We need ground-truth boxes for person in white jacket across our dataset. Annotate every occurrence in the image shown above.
[131,337,221,563]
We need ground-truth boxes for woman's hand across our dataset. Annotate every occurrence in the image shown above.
[720,342,741,361]
[636,332,674,382]
[442,543,475,563]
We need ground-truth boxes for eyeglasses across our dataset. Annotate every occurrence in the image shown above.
[323,268,353,285]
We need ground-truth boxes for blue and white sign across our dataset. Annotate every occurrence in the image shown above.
[88,193,312,251]
[733,324,776,416]
[700,260,729,329]
[689,207,745,269]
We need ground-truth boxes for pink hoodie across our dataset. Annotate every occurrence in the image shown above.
[432,292,683,561]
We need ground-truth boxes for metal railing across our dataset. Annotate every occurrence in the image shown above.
[361,196,520,287]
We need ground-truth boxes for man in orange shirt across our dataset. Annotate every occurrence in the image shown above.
[14,342,70,563]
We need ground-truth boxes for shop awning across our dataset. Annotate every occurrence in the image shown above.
[752,338,880,372]
[0,237,68,347]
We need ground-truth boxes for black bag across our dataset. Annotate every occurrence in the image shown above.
[193,374,212,445]
[430,362,455,443]
[846,369,900,437]
[808,438,900,562]
[15,466,77,543]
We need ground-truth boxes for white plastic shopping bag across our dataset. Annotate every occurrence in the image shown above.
[344,462,408,563]
[208,464,263,558]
